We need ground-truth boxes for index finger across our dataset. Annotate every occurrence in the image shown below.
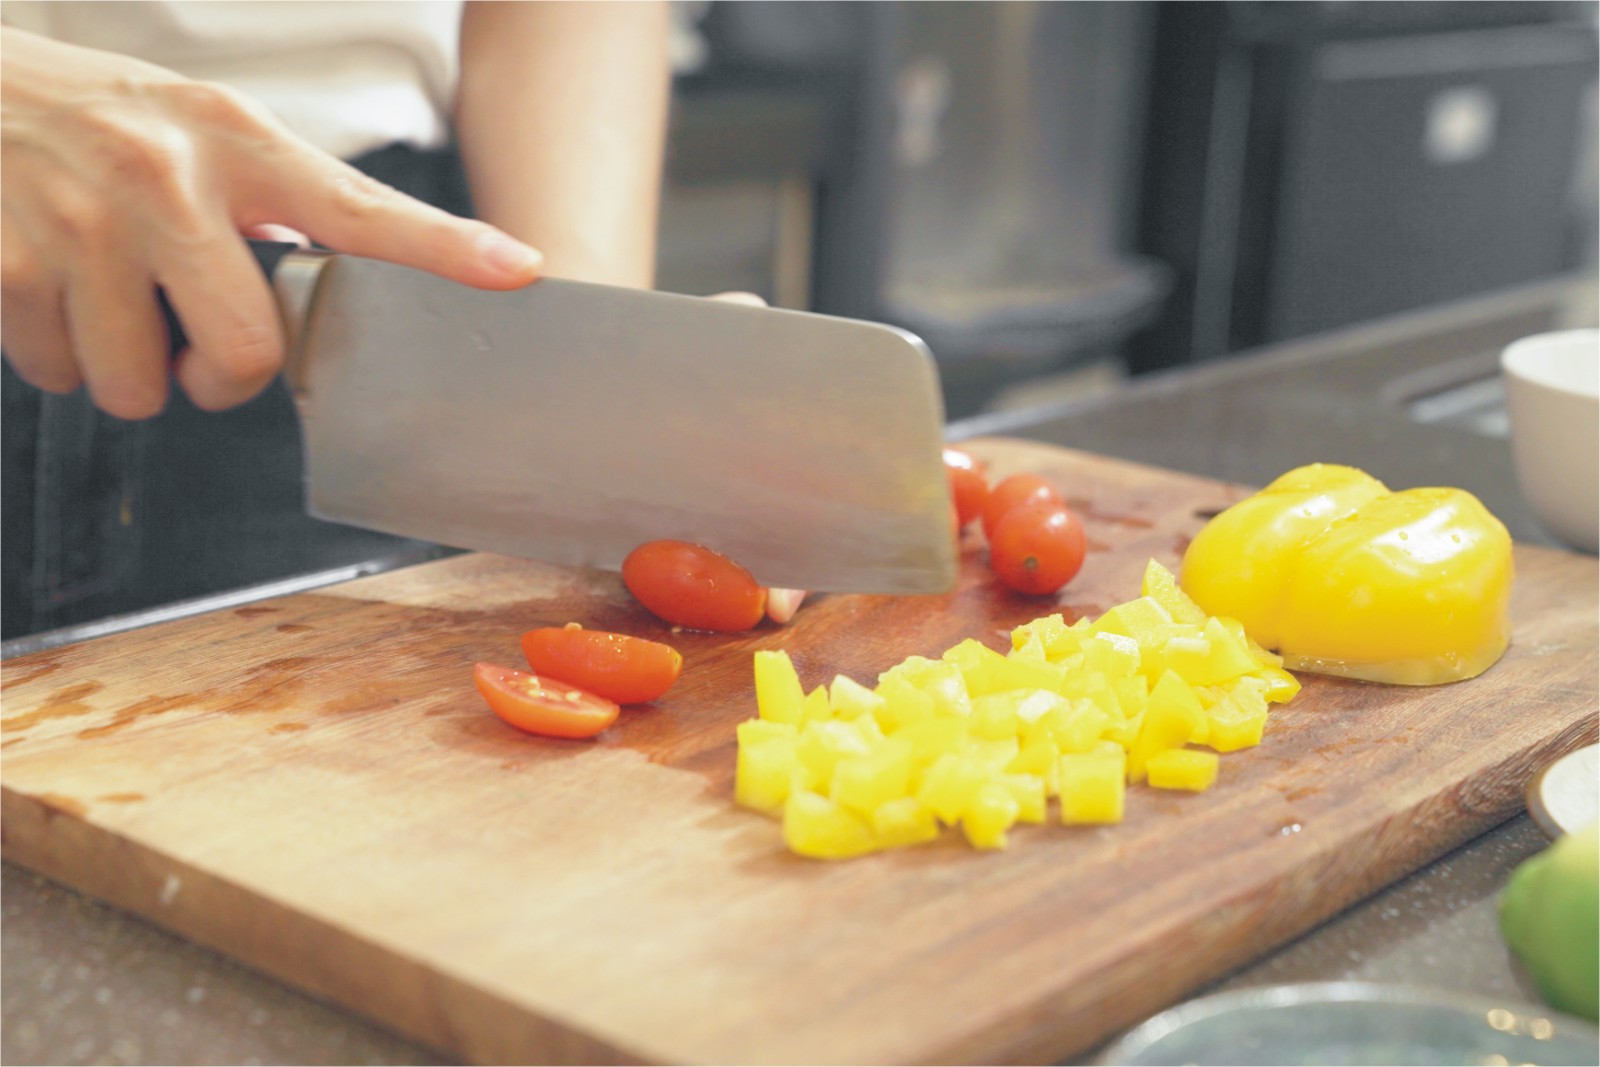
[248,149,543,291]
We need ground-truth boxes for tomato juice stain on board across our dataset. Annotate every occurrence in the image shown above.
[276,623,314,635]
[234,605,282,618]
[97,793,146,804]
[1064,498,1156,529]
[5,658,64,685]
[76,694,193,740]
[2,680,105,734]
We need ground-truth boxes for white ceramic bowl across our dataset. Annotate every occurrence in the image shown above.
[1501,329,1600,553]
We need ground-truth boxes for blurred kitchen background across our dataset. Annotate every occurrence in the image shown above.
[654,0,1599,419]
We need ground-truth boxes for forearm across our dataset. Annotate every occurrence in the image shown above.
[454,0,670,289]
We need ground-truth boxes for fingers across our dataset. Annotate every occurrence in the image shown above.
[61,254,169,420]
[0,219,80,393]
[258,151,543,290]
[159,233,285,412]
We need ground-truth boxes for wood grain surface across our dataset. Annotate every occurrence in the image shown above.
[3,439,1595,1065]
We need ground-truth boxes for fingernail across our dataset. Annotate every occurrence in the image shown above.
[477,230,542,276]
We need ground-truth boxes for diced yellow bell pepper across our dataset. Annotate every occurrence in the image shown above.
[741,558,1306,859]
[966,736,1021,771]
[783,791,878,860]
[879,656,973,718]
[795,719,874,790]
[1127,670,1207,782]
[1011,613,1089,661]
[754,649,805,724]
[1146,748,1219,791]
[830,737,914,815]
[962,781,1022,849]
[1153,616,1261,687]
[1204,693,1269,752]
[873,671,935,732]
[1007,735,1062,796]
[871,796,940,848]
[917,752,989,825]
[1058,749,1126,824]
[735,730,799,815]
[1141,557,1209,625]
[1092,595,1174,643]
[737,718,797,747]
[798,684,832,725]
[944,638,1066,695]
[829,673,885,722]
[970,693,1025,740]
[896,716,970,767]
[1037,699,1110,754]
[993,773,1047,823]
[1082,631,1142,681]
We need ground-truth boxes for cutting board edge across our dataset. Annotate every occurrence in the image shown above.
[5,700,1587,1067]
[0,786,677,1067]
[903,713,1597,1066]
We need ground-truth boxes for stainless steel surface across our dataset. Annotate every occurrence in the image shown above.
[4,276,1595,1066]
[299,259,957,594]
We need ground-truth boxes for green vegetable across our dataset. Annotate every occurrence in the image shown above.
[1500,820,1599,1021]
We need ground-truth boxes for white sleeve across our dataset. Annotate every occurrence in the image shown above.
[0,0,462,159]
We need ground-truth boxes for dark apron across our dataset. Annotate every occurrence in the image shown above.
[1,143,474,640]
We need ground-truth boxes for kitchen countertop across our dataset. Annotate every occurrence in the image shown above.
[4,275,1596,1065]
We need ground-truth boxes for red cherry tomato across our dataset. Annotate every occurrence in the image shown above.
[988,502,1087,595]
[943,447,990,529]
[521,625,683,704]
[473,662,620,739]
[981,473,1065,543]
[622,540,768,632]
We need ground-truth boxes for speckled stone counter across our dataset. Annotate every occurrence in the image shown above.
[4,277,1596,1065]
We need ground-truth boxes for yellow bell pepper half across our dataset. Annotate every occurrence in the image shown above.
[1179,464,1513,686]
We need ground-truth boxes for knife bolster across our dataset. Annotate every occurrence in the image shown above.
[273,250,333,400]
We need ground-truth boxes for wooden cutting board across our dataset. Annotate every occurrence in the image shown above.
[4,439,1595,1065]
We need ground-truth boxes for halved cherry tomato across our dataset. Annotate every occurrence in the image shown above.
[474,662,620,739]
[989,501,1087,595]
[944,447,990,529]
[622,540,767,632]
[981,472,1065,543]
[521,624,682,704]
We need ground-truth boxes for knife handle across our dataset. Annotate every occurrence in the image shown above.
[158,239,303,357]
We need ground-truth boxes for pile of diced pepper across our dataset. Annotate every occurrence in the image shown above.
[734,561,1301,859]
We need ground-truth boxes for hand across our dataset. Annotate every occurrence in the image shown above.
[0,27,544,419]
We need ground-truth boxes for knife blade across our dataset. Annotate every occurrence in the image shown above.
[167,247,959,595]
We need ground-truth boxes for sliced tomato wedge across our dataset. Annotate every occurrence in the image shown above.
[473,662,619,739]
[521,625,683,704]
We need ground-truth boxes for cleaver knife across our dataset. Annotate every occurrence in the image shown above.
[166,244,959,595]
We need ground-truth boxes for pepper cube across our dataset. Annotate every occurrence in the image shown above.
[1146,748,1220,791]
[1058,750,1126,824]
